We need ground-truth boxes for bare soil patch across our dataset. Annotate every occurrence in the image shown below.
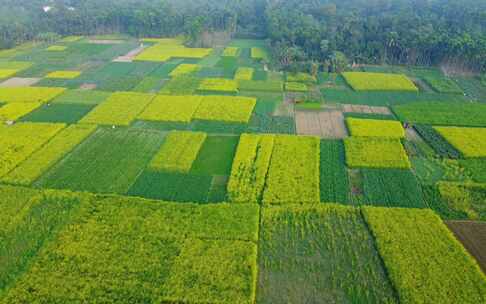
[0,77,41,87]
[341,104,391,115]
[295,110,347,139]
[446,220,486,274]
[79,83,97,90]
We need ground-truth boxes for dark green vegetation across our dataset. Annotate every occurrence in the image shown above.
[20,104,94,124]
[413,125,461,159]
[361,169,425,208]
[319,140,349,203]
[258,205,398,303]
[36,128,164,194]
[190,136,239,176]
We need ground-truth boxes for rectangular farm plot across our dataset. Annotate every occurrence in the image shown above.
[128,171,212,202]
[344,137,411,169]
[194,96,256,123]
[262,135,320,204]
[235,67,254,80]
[434,127,486,158]
[3,124,97,186]
[149,131,207,173]
[393,101,486,127]
[362,207,486,303]
[446,221,486,274]
[238,80,283,92]
[0,102,43,121]
[160,75,201,95]
[168,64,201,77]
[138,95,202,123]
[258,205,398,303]
[190,136,239,176]
[80,92,154,126]
[51,89,110,105]
[295,110,348,139]
[342,72,418,91]
[0,87,66,103]
[227,134,275,203]
[36,128,165,194]
[163,238,257,304]
[198,78,239,94]
[20,103,95,124]
[320,140,349,203]
[251,47,269,61]
[45,71,81,79]
[361,168,425,208]
[222,47,240,57]
[135,40,212,62]
[285,82,308,92]
[0,122,65,177]
[346,118,405,138]
[0,195,259,303]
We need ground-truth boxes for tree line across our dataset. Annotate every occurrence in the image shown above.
[1,0,485,72]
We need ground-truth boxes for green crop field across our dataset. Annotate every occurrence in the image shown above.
[0,32,485,303]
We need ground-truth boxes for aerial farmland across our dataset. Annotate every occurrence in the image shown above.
[1,0,486,303]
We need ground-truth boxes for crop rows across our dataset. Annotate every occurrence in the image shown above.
[227,134,275,203]
[319,140,349,203]
[258,204,398,303]
[413,125,461,158]
[193,95,256,123]
[361,168,425,208]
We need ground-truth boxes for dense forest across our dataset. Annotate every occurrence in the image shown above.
[1,0,485,72]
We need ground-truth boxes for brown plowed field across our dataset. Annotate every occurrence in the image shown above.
[446,220,486,274]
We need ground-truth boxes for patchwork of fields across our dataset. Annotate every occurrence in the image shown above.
[0,36,485,303]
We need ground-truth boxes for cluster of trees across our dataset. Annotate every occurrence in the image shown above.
[1,0,485,73]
